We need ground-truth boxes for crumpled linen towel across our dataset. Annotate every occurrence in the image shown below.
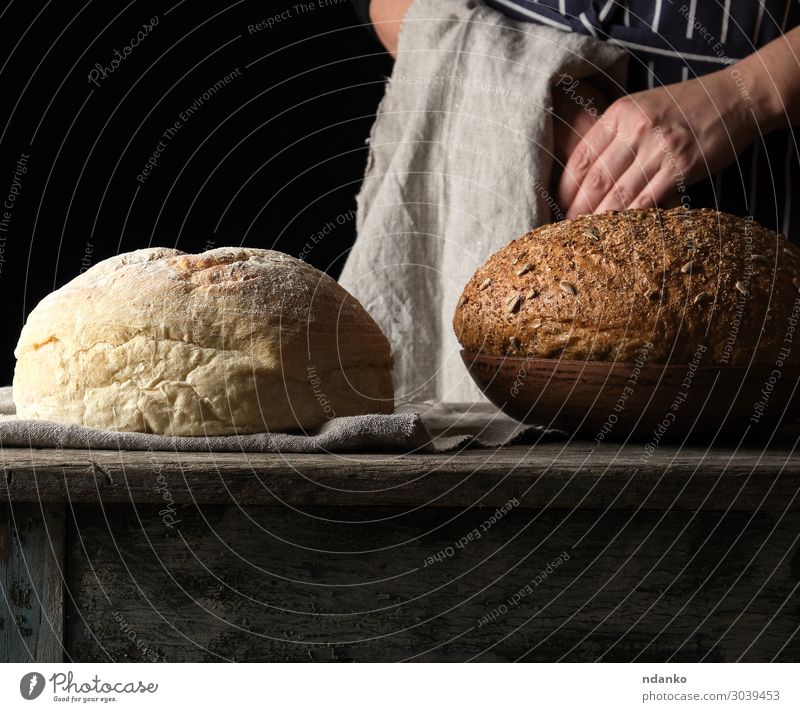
[338,0,626,402]
[0,387,562,453]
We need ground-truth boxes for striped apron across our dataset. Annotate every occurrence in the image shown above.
[486,0,800,243]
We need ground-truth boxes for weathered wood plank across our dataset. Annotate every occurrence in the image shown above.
[0,503,64,662]
[64,504,800,662]
[1,444,799,509]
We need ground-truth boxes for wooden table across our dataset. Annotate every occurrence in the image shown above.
[2,442,799,662]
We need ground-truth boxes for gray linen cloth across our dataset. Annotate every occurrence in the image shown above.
[338,0,626,402]
[0,387,560,452]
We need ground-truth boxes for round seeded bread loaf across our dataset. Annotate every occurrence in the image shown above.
[14,247,394,435]
[454,208,800,366]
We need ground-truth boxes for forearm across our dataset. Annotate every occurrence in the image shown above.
[369,0,413,56]
[731,26,800,132]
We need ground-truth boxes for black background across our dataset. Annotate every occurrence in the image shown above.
[0,0,389,383]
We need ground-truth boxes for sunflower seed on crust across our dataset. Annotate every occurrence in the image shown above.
[693,291,711,305]
[559,281,577,297]
[644,288,660,300]
[583,227,601,241]
[680,260,696,274]
[751,254,769,265]
[526,289,538,299]
[509,336,521,350]
[734,281,748,296]
[479,278,493,291]
[505,294,522,313]
[516,263,533,276]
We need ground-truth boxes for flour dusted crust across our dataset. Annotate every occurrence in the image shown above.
[454,208,800,366]
[14,247,394,434]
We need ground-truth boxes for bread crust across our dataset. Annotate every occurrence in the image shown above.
[454,208,800,366]
[14,247,394,434]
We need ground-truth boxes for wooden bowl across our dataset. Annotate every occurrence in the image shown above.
[461,350,800,441]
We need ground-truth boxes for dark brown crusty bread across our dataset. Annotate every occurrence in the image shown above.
[454,208,800,366]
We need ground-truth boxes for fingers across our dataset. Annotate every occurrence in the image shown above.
[628,165,683,210]
[563,139,636,219]
[552,110,595,170]
[592,152,663,214]
[557,117,616,211]
[551,78,609,175]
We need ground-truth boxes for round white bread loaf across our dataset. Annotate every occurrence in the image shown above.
[13,247,394,435]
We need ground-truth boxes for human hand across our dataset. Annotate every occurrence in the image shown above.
[551,76,608,174]
[557,69,760,219]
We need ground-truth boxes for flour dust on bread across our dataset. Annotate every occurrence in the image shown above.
[454,208,800,366]
[14,247,394,435]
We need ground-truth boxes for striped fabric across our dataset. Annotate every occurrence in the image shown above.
[485,0,800,242]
